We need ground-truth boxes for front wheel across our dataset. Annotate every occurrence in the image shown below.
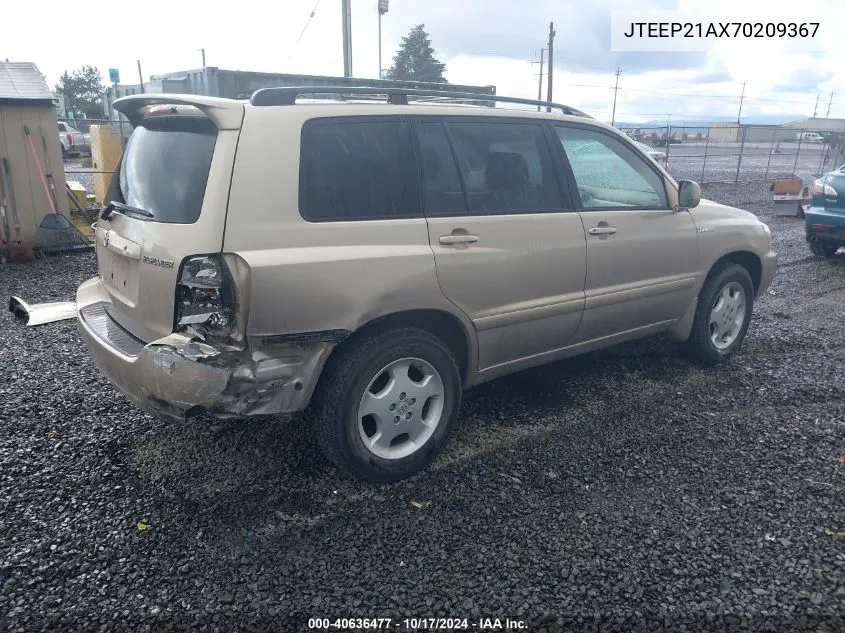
[809,239,840,258]
[683,263,754,365]
[311,326,462,483]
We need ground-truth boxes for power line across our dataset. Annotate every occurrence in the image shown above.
[293,0,322,50]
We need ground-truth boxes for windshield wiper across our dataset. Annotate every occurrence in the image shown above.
[101,200,154,221]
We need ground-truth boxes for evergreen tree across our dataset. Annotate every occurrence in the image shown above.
[384,24,447,83]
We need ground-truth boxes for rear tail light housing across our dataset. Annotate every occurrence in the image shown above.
[66,132,73,147]
[812,178,838,198]
[174,254,240,343]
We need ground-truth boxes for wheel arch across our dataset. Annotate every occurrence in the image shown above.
[668,249,762,342]
[323,308,477,387]
[718,250,762,296]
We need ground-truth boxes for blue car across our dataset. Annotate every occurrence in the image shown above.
[806,165,845,258]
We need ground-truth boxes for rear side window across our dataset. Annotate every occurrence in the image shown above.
[446,121,563,214]
[118,117,217,224]
[300,119,421,221]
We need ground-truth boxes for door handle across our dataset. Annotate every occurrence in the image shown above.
[439,234,479,245]
[587,226,617,236]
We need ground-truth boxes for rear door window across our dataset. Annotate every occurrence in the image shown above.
[300,118,421,221]
[415,120,468,216]
[445,121,564,214]
[117,116,217,224]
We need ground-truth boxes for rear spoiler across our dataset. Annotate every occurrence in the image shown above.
[113,94,244,130]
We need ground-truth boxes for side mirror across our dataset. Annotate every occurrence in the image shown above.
[678,180,701,209]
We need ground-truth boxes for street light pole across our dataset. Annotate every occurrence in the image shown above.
[546,21,555,112]
[341,0,353,77]
[378,0,389,79]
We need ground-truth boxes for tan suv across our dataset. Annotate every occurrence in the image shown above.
[75,87,777,482]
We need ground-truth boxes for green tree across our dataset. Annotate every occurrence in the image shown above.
[384,24,447,83]
[55,65,105,118]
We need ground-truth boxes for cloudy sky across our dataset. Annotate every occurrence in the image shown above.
[4,0,844,124]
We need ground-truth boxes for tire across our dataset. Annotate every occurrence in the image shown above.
[683,262,754,365]
[311,326,462,483]
[809,239,840,258]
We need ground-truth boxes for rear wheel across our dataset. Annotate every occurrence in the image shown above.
[311,326,462,483]
[683,263,754,365]
[809,239,840,258]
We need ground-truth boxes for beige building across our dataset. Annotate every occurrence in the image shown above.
[0,61,68,248]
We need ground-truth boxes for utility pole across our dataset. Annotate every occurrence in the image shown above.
[546,21,555,112]
[826,91,835,117]
[611,65,621,126]
[813,93,820,118]
[137,60,144,93]
[200,48,206,67]
[736,80,746,125]
[341,0,353,77]
[533,48,545,111]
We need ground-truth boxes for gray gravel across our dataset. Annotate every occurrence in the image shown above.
[1,182,844,632]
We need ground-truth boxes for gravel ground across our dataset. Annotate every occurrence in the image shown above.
[1,181,844,632]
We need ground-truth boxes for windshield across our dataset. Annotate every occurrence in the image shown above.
[117,116,217,224]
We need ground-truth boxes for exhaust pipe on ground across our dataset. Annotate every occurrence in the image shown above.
[8,296,77,326]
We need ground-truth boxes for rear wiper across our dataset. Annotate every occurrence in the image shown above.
[100,200,154,221]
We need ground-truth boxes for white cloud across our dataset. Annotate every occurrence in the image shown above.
[2,0,843,122]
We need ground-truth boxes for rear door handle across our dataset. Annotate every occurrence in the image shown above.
[439,234,479,245]
[587,226,617,236]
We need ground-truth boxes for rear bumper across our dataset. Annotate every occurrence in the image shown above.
[805,206,845,242]
[76,277,333,421]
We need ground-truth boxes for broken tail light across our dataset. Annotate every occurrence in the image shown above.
[174,254,238,342]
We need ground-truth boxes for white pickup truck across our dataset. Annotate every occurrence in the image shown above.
[58,121,91,156]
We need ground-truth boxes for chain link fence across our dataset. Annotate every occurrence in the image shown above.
[59,117,133,199]
[620,124,845,209]
[620,125,845,182]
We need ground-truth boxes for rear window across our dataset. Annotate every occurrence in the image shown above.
[115,117,217,224]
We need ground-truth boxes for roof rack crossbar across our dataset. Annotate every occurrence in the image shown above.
[249,86,591,117]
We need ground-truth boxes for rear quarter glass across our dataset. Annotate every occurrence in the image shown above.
[116,116,218,224]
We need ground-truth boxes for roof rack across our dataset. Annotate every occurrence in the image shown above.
[249,86,592,118]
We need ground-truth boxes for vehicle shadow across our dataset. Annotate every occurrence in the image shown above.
[128,333,697,530]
